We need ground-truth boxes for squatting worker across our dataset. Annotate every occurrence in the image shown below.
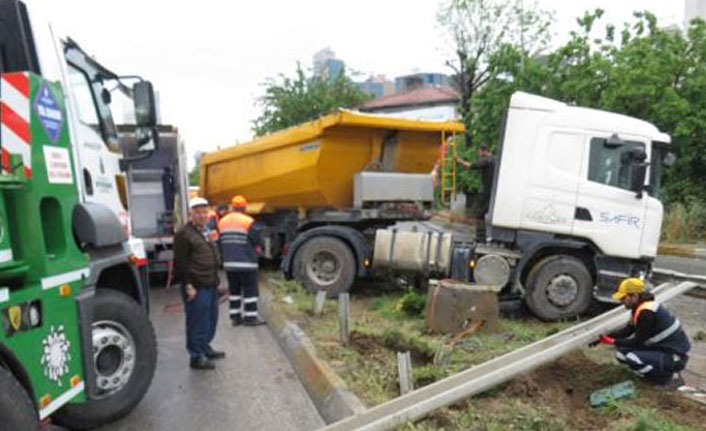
[455,144,496,242]
[594,278,690,387]
[218,195,266,326]
[173,197,227,370]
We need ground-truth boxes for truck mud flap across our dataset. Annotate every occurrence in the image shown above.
[75,287,97,399]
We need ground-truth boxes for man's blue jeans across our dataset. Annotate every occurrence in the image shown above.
[182,286,219,359]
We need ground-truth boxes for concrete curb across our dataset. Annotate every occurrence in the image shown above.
[658,244,706,260]
[259,287,367,424]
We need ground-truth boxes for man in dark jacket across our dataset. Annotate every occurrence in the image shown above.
[218,195,265,326]
[594,278,691,387]
[173,197,227,370]
[455,145,496,242]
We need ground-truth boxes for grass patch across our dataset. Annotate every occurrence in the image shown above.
[263,271,706,431]
[662,200,706,242]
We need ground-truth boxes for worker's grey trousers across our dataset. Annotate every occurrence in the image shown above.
[615,348,688,385]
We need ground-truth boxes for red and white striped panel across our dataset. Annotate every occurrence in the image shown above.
[0,72,32,178]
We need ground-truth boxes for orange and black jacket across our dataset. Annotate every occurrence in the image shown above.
[610,294,690,355]
[217,212,262,271]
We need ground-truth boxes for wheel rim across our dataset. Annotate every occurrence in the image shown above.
[545,274,579,307]
[92,320,136,399]
[306,250,341,287]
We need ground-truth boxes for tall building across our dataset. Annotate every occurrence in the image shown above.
[685,0,706,25]
[313,47,345,82]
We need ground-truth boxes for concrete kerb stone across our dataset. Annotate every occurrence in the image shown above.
[658,244,706,260]
[259,287,367,424]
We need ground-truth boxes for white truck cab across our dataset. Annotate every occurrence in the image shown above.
[485,92,673,319]
[373,92,673,321]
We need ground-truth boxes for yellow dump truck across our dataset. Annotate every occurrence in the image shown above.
[200,110,463,295]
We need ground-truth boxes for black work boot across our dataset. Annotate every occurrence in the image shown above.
[243,316,266,326]
[189,356,216,370]
[231,316,243,326]
[204,346,226,360]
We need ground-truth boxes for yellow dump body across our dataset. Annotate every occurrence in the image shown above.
[200,110,465,212]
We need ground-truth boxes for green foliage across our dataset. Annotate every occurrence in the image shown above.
[662,200,706,242]
[395,291,427,317]
[188,164,199,186]
[252,64,371,136]
[453,8,706,207]
[438,0,553,139]
[609,403,697,431]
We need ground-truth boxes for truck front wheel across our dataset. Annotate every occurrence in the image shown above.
[293,236,356,298]
[0,366,38,431]
[53,290,157,430]
[524,255,593,321]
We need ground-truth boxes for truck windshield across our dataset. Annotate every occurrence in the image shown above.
[64,43,120,151]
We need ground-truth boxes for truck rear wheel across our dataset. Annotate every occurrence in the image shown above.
[524,255,593,321]
[293,236,356,298]
[0,366,38,431]
[53,290,157,430]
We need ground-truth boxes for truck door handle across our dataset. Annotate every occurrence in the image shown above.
[574,207,592,221]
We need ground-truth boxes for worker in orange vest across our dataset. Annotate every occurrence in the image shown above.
[593,278,690,388]
[218,195,265,326]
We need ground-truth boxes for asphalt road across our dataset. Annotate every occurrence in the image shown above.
[655,254,706,276]
[64,287,324,431]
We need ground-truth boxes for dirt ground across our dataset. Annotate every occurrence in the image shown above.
[264,273,706,431]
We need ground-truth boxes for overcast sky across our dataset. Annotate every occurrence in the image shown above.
[44,1,687,166]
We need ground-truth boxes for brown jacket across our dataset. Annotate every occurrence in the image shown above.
[173,222,221,288]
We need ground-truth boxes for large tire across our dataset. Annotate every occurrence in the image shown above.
[53,290,157,430]
[0,366,38,431]
[293,236,356,298]
[524,255,593,321]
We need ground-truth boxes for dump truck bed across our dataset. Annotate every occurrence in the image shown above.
[200,110,464,211]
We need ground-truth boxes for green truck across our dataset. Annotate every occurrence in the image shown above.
[0,2,160,428]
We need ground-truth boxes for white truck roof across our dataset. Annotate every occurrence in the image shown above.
[510,92,670,144]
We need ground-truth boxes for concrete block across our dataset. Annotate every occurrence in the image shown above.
[425,279,500,334]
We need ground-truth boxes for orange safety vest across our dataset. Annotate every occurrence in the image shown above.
[218,212,258,270]
[632,300,659,325]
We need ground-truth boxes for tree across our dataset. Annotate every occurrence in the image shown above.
[188,164,199,187]
[437,0,553,139]
[252,64,371,136]
[459,8,706,206]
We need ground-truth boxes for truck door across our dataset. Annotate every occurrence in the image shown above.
[573,136,648,259]
[61,46,129,231]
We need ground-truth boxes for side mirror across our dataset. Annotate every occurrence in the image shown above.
[133,81,157,128]
[631,163,648,198]
[132,81,158,152]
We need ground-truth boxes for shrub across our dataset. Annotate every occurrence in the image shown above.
[395,291,427,317]
[662,200,706,242]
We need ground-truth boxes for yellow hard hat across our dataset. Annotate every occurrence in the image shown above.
[612,278,646,300]
[231,195,247,208]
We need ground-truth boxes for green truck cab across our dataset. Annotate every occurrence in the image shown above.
[0,2,160,428]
